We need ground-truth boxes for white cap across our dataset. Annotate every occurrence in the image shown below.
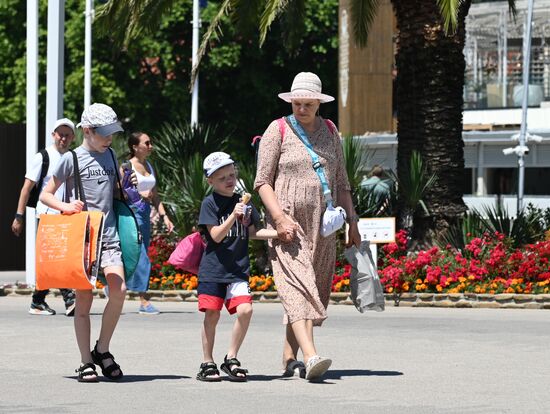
[77,103,124,136]
[203,152,235,177]
[52,118,75,134]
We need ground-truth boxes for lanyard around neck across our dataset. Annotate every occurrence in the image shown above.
[287,114,333,207]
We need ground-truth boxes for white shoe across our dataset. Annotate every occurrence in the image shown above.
[305,356,332,381]
[103,286,109,298]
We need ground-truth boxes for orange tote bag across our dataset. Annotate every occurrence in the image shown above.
[36,211,104,290]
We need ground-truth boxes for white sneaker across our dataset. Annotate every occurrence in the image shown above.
[305,356,332,381]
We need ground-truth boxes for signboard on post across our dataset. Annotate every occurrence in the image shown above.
[357,217,396,244]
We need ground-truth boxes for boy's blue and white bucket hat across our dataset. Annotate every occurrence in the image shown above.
[203,152,235,177]
[77,103,124,136]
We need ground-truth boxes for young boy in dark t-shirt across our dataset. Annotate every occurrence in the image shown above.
[196,152,277,382]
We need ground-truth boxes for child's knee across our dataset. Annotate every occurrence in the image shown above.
[204,309,220,323]
[237,303,253,318]
[109,285,127,301]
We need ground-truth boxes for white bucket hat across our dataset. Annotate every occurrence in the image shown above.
[203,152,235,177]
[278,72,335,103]
[77,103,124,137]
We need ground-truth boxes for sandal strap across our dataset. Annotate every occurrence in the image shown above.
[223,356,248,376]
[224,356,241,367]
[199,362,219,376]
[102,361,121,376]
[75,362,97,377]
[95,349,115,361]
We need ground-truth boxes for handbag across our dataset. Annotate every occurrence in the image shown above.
[344,240,385,313]
[168,232,205,275]
[287,115,347,237]
[35,151,104,290]
[109,149,142,280]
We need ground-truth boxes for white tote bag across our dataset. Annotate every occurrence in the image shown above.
[344,240,385,313]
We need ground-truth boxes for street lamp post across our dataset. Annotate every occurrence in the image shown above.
[191,0,200,127]
[502,0,535,215]
[26,0,39,286]
[84,0,94,108]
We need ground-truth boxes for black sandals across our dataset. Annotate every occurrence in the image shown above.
[91,341,124,381]
[75,362,98,383]
[196,362,222,382]
[220,355,248,382]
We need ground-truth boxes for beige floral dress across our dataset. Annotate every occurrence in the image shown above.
[254,117,351,326]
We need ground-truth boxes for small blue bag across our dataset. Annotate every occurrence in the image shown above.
[109,149,142,280]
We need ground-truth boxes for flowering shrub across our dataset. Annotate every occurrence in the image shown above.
[97,230,550,295]
[332,260,351,292]
[379,231,550,295]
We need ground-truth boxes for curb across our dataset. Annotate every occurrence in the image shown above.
[2,286,550,309]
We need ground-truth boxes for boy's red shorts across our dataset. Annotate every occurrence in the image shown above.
[198,280,252,314]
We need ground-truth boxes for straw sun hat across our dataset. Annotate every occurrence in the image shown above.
[278,72,335,103]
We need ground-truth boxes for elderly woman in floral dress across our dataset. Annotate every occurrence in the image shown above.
[254,72,361,381]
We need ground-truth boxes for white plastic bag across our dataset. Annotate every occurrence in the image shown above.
[320,205,346,237]
[344,240,385,313]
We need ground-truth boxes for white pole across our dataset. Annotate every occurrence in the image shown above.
[84,0,94,108]
[518,1,535,213]
[45,0,65,146]
[191,0,200,127]
[502,12,508,107]
[25,0,39,285]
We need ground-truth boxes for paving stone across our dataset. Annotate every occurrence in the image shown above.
[500,303,526,309]
[417,293,434,301]
[433,300,455,308]
[454,300,473,308]
[433,294,449,301]
[476,294,496,302]
[534,294,550,303]
[473,302,501,309]
[448,294,463,302]
[414,301,434,307]
[513,294,534,303]
[494,294,514,303]
[524,303,543,309]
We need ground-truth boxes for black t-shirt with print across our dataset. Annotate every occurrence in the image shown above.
[198,192,261,283]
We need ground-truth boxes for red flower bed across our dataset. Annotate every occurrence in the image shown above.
[379,230,550,295]
[98,231,550,295]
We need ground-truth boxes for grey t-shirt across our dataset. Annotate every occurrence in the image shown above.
[53,146,119,243]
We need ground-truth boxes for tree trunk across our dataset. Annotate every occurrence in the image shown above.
[392,0,470,246]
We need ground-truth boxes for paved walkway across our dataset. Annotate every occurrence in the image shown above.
[1,296,548,413]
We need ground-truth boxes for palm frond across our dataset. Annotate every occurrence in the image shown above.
[341,135,370,190]
[395,151,437,213]
[436,0,463,33]
[231,0,265,34]
[350,0,380,48]
[280,0,306,52]
[190,0,233,91]
[95,0,174,50]
[258,0,288,46]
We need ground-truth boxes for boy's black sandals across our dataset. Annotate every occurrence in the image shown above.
[75,362,99,383]
[196,362,222,382]
[220,355,248,382]
[91,341,123,381]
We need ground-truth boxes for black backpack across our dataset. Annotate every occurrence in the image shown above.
[27,149,50,208]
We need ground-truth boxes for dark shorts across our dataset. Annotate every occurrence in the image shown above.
[197,281,252,314]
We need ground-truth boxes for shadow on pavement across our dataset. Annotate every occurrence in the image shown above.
[246,374,290,381]
[324,369,403,380]
[65,374,190,382]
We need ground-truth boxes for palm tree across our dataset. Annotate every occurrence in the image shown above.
[97,0,517,244]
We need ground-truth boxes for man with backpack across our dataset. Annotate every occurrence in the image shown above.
[11,118,77,316]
